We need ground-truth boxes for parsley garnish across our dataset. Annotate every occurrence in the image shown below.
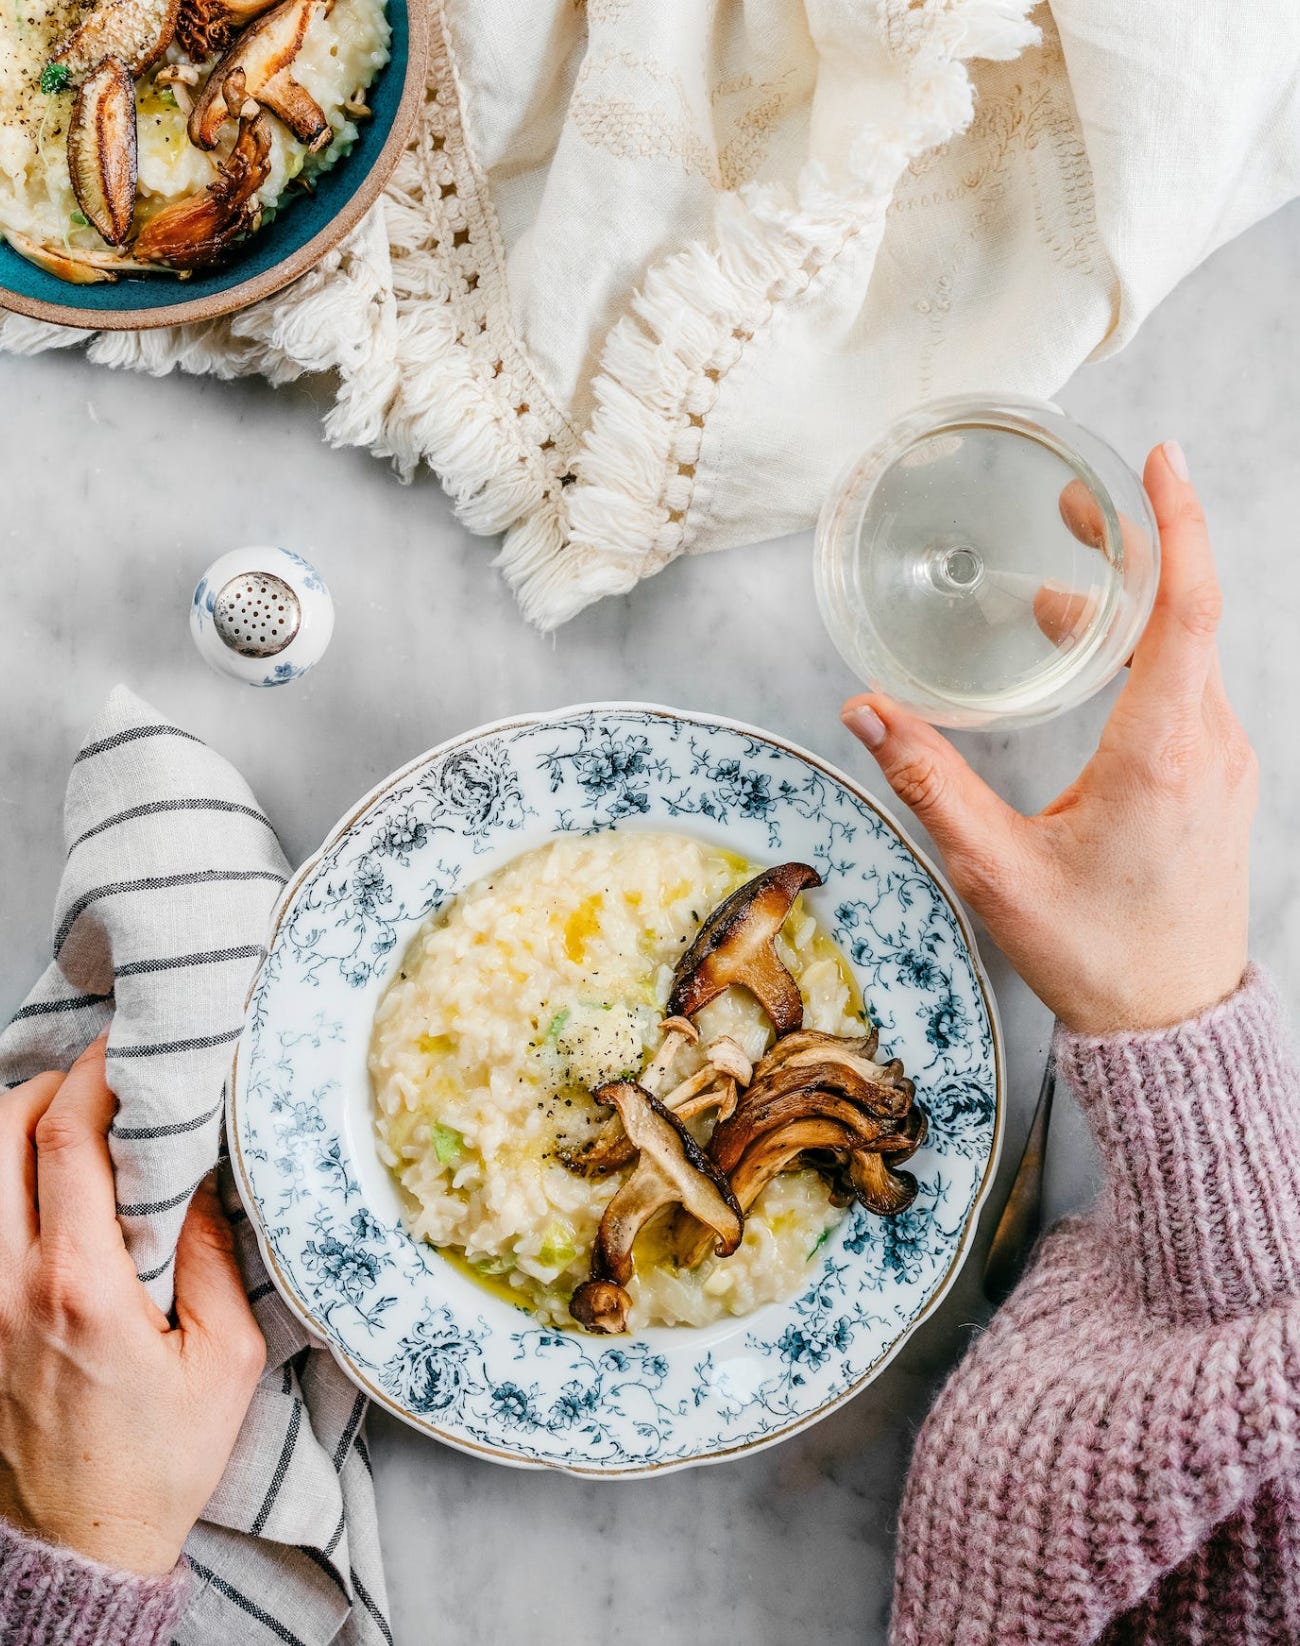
[39,62,69,94]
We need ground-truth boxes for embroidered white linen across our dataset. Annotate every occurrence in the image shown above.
[3,0,1298,629]
[0,687,390,1646]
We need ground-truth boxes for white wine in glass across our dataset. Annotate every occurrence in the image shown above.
[815,396,1159,729]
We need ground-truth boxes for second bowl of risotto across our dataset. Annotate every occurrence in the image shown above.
[230,704,1004,1475]
[0,0,428,326]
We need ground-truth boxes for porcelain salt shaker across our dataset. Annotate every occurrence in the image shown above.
[190,546,334,687]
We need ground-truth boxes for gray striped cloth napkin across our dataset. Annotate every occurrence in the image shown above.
[0,687,391,1646]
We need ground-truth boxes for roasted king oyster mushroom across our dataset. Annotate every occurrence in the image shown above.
[133,88,271,267]
[667,862,822,1037]
[569,1080,743,1335]
[50,0,180,80]
[674,1030,927,1269]
[188,0,334,152]
[557,866,930,1324]
[67,56,138,246]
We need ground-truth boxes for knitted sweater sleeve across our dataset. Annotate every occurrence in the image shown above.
[889,966,1300,1646]
[0,1518,190,1646]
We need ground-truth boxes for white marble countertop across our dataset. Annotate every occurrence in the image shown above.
[2,198,1298,1646]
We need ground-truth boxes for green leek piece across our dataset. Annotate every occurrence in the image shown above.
[431,1124,464,1167]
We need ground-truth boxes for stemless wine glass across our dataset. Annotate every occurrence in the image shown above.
[815,395,1160,730]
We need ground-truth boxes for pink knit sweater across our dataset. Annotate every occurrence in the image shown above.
[0,1518,189,1645]
[890,965,1300,1644]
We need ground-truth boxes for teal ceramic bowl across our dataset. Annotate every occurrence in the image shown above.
[0,0,428,330]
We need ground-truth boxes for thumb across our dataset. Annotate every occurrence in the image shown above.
[173,1173,266,1383]
[841,695,1026,908]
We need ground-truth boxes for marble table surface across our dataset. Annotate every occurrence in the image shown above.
[3,197,1298,1646]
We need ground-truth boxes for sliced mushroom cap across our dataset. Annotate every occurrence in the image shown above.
[879,1100,928,1161]
[588,1149,678,1287]
[709,1086,895,1175]
[849,1150,919,1216]
[668,862,822,1036]
[674,1115,862,1269]
[705,1035,752,1086]
[677,1098,928,1268]
[589,1080,742,1281]
[569,1278,632,1335]
[177,0,281,56]
[569,1080,742,1333]
[676,1026,929,1266]
[758,1025,881,1067]
[51,0,180,79]
[188,0,332,151]
[741,1054,912,1124]
[68,56,137,246]
[722,1117,866,1214]
[2,226,116,282]
[722,1106,923,1207]
[1,225,169,281]
[750,1032,912,1118]
[133,96,271,268]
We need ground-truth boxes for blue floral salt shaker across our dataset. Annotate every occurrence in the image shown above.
[190,546,334,687]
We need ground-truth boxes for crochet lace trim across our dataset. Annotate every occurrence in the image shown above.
[396,0,1041,627]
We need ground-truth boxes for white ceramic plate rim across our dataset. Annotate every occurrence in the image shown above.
[228,701,1005,1476]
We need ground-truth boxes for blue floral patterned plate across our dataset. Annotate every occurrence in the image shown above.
[229,705,1004,1475]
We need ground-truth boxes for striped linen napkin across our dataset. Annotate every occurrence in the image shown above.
[0,687,391,1646]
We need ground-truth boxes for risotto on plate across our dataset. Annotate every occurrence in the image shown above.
[369,831,868,1332]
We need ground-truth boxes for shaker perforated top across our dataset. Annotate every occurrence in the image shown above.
[213,573,302,658]
[191,547,333,688]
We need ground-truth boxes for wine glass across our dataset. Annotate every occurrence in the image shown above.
[815,395,1159,730]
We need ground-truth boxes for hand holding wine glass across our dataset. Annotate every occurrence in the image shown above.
[843,442,1256,1035]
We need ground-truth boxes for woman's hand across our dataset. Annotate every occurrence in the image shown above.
[843,442,1256,1035]
[0,1039,265,1575]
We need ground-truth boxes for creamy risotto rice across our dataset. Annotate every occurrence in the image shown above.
[369,832,864,1331]
[0,0,389,262]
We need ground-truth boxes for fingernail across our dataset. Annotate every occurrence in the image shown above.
[1163,439,1189,482]
[843,702,887,751]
